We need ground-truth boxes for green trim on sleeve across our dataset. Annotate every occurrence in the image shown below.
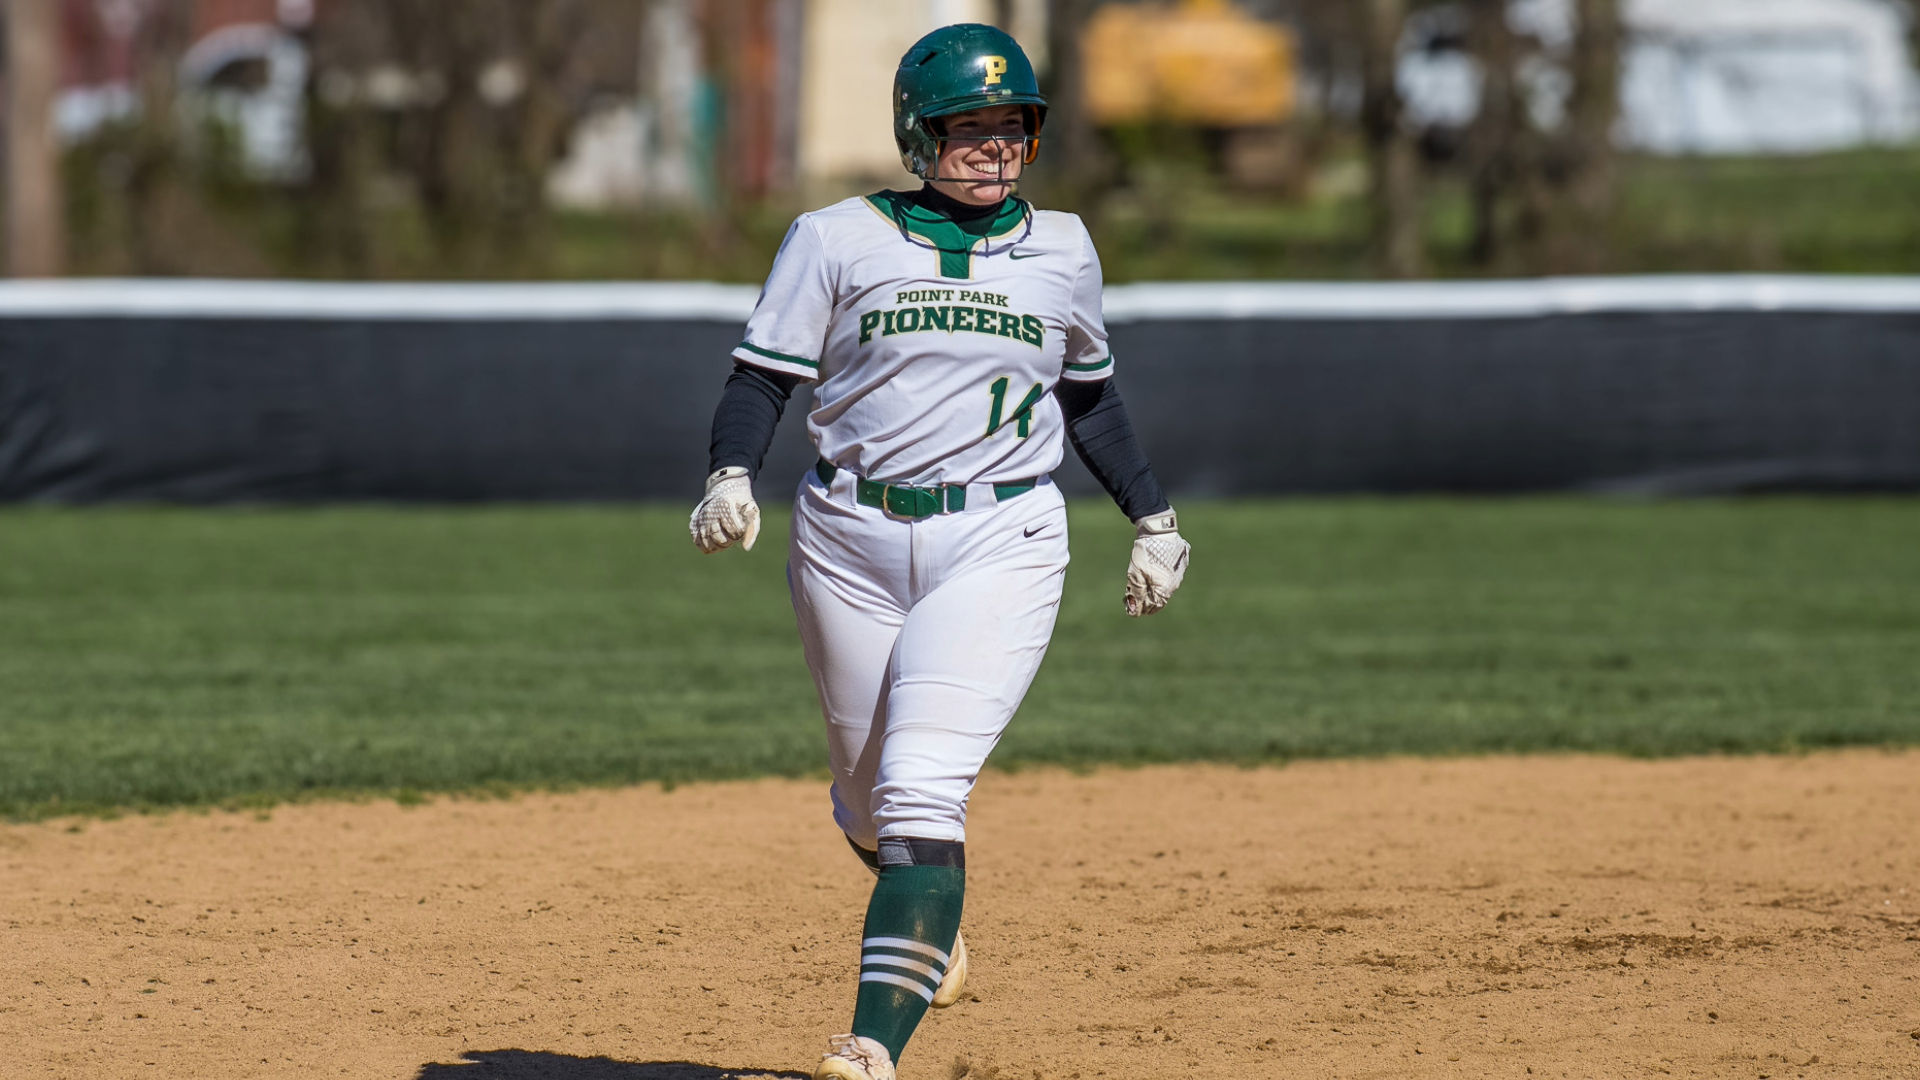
[737,341,820,369]
[1064,354,1113,373]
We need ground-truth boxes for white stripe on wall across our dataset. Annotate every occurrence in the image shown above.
[0,280,762,322]
[2,276,1918,322]
[1100,276,1920,322]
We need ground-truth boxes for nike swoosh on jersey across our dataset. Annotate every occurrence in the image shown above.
[1023,525,1044,537]
[1008,250,1046,260]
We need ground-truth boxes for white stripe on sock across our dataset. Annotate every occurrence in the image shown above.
[862,936,950,967]
[860,970,936,1002]
[861,953,943,982]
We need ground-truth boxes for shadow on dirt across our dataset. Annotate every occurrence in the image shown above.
[415,1050,809,1080]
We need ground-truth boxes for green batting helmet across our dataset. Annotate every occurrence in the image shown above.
[894,23,1047,180]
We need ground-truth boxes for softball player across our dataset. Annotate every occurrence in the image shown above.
[690,24,1189,1079]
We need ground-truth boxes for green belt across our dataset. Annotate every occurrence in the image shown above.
[815,459,1038,520]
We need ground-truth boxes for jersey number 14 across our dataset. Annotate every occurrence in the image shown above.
[987,376,1044,439]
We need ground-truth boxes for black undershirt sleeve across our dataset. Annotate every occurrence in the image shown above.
[1055,377,1171,522]
[708,361,804,479]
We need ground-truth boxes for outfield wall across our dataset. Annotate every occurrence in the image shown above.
[1,277,1917,502]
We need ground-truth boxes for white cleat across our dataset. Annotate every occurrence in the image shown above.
[929,929,967,1009]
[814,1033,896,1080]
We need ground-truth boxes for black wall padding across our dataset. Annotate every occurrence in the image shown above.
[1100,311,1920,496]
[0,318,815,503]
[1,308,1917,502]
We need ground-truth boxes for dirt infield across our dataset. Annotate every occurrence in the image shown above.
[5,753,1918,1080]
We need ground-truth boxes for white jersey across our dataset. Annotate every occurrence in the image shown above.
[731,191,1115,486]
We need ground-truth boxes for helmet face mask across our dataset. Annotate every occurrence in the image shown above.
[894,24,1048,182]
[926,105,1040,185]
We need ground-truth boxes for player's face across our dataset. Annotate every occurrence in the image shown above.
[930,104,1027,205]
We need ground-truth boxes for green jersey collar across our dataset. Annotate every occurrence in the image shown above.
[864,190,1032,280]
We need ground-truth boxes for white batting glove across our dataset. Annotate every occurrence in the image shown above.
[1125,507,1190,617]
[689,466,761,553]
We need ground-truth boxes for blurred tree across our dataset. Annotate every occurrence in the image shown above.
[1358,0,1424,277]
[707,0,783,202]
[1463,0,1621,274]
[1522,0,1618,272]
[303,0,638,277]
[59,0,289,276]
[638,0,703,208]
[1282,0,1364,205]
[5,0,66,276]
[128,0,200,274]
[1901,1,1920,76]
[1461,0,1523,270]
[1044,0,1109,212]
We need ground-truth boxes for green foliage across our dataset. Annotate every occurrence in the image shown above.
[2,500,1916,820]
[1601,151,1920,275]
[58,145,1920,281]
[1092,148,1920,282]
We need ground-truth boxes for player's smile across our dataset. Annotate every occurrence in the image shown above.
[931,103,1028,206]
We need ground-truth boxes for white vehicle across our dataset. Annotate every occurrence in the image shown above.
[1398,0,1920,155]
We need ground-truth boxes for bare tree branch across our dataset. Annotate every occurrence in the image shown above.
[1359,0,1424,278]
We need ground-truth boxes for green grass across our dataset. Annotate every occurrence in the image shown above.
[2,500,1917,820]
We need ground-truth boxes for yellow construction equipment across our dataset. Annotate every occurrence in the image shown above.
[1084,0,1296,127]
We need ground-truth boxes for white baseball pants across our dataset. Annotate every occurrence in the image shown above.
[788,467,1069,847]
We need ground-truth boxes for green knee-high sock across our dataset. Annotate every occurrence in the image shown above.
[850,846,965,1065]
